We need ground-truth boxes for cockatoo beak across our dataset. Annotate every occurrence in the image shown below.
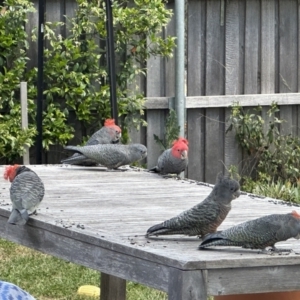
[181,150,188,160]
[233,189,241,199]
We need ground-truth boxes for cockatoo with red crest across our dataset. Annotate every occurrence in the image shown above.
[146,173,240,238]
[61,118,122,165]
[88,119,122,145]
[149,137,189,175]
[3,165,45,225]
[199,211,300,252]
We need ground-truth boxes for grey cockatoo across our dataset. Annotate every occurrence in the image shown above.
[87,119,122,145]
[146,173,240,237]
[61,118,122,166]
[3,165,45,225]
[199,211,300,252]
[149,137,188,175]
[64,143,147,169]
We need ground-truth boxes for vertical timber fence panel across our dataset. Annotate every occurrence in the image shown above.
[186,0,206,180]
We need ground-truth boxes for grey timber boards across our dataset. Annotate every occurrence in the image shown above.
[1,165,300,299]
[145,93,300,109]
[168,268,207,300]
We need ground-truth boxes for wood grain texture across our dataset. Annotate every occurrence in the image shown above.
[1,165,300,270]
[0,206,170,292]
[165,1,176,98]
[279,0,298,136]
[100,273,126,300]
[187,108,205,181]
[244,0,260,94]
[146,42,164,97]
[207,265,300,295]
[225,0,241,96]
[261,0,275,93]
[187,0,205,97]
[1,165,300,297]
[261,0,276,138]
[204,0,226,183]
[145,7,170,169]
[224,0,242,172]
[204,108,225,184]
[206,0,225,96]
[279,0,298,94]
[168,268,207,300]
[145,93,300,109]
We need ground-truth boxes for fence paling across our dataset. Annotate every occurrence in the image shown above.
[20,82,30,165]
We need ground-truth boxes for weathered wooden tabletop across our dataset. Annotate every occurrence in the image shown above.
[0,165,300,300]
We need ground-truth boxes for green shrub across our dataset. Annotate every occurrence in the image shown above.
[227,102,300,183]
[153,109,180,150]
[0,0,37,162]
[1,0,175,161]
[227,102,300,203]
[34,0,175,144]
[254,180,300,203]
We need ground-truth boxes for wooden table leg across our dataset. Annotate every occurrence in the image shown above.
[100,272,126,300]
[168,268,207,300]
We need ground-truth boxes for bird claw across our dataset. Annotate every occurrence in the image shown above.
[271,247,292,253]
[162,174,181,179]
[29,210,37,216]
[259,247,292,254]
[106,168,126,172]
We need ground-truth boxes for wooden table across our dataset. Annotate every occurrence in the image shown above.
[0,165,300,300]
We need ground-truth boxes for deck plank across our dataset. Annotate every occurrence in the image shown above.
[1,165,300,295]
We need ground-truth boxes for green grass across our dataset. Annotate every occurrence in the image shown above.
[0,238,167,300]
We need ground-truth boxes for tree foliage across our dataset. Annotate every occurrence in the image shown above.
[0,0,175,161]
[227,102,300,187]
[0,0,37,162]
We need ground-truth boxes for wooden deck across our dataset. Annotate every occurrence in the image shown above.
[1,165,300,299]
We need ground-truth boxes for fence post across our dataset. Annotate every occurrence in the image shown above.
[20,82,30,165]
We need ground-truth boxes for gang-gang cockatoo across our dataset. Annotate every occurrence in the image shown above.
[64,143,147,170]
[61,118,122,166]
[149,137,188,175]
[199,211,300,252]
[4,165,45,225]
[146,173,240,237]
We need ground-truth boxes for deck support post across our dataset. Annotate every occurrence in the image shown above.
[100,272,126,300]
[168,268,207,300]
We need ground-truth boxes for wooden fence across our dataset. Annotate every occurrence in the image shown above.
[144,0,300,184]
[25,0,300,184]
